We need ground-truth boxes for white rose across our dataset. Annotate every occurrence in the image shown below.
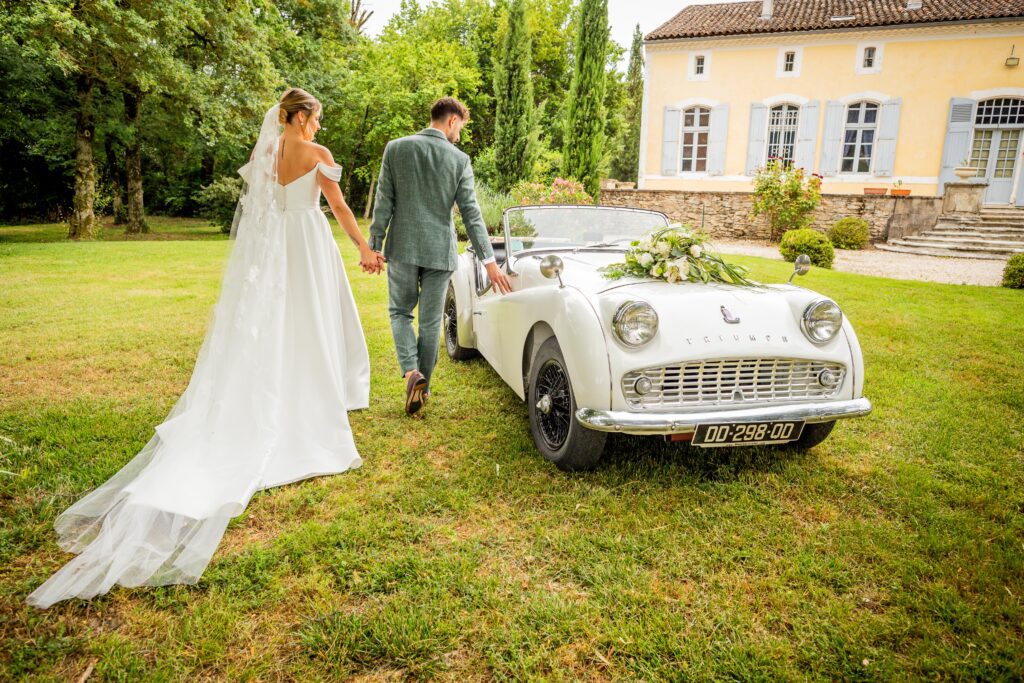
[657,241,671,257]
[638,252,654,267]
[690,245,703,258]
[672,258,689,274]
[638,238,653,251]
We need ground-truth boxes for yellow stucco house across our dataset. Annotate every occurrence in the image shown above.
[639,0,1024,206]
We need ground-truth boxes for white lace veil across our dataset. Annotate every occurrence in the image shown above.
[230,104,283,239]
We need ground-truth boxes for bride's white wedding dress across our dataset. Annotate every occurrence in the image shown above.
[27,105,369,609]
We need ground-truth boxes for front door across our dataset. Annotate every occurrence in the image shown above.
[970,128,1022,205]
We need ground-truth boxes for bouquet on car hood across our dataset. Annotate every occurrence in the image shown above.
[601,225,759,286]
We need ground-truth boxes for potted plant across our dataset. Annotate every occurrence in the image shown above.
[954,158,977,180]
[891,179,911,197]
[863,186,888,195]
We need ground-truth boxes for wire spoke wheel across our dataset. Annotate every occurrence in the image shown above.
[536,359,572,450]
[444,292,458,354]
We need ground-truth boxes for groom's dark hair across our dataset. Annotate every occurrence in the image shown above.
[431,97,469,122]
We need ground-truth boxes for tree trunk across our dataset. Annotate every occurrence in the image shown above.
[123,87,147,234]
[363,175,376,219]
[106,140,126,224]
[68,75,97,239]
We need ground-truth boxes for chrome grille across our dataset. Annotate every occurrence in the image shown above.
[622,358,846,408]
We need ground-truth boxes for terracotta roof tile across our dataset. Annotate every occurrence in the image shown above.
[646,0,1024,41]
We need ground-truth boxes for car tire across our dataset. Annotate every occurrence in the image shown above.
[444,284,478,361]
[794,420,836,450]
[527,337,607,471]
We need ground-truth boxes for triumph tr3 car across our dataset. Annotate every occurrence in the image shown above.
[443,205,871,471]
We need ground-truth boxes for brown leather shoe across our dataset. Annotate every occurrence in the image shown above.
[405,371,427,415]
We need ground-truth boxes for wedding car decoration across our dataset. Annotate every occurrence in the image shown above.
[601,224,758,287]
[444,205,871,471]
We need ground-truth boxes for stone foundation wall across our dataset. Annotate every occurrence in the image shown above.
[600,189,943,242]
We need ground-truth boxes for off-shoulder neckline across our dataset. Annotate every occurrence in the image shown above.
[277,161,339,188]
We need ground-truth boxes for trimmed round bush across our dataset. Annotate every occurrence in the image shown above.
[197,176,243,234]
[828,217,871,250]
[779,228,835,269]
[1003,253,1024,289]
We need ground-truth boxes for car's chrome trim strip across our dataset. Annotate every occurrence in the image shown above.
[575,398,871,435]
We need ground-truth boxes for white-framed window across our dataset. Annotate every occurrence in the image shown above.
[688,52,710,81]
[679,106,710,172]
[841,101,879,173]
[766,104,800,164]
[776,47,803,78]
[855,43,883,74]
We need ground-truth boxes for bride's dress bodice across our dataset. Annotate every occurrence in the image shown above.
[272,162,341,211]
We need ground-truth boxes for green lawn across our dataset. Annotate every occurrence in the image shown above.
[1,218,1023,680]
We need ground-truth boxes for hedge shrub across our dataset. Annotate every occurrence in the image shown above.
[779,228,835,269]
[828,217,871,250]
[196,176,243,234]
[1003,253,1024,289]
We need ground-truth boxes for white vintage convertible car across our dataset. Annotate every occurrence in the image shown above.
[443,205,871,471]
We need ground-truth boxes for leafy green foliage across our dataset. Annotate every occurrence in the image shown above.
[609,24,643,183]
[196,176,243,234]
[751,160,823,242]
[492,0,536,192]
[828,217,871,250]
[453,182,514,238]
[511,177,593,205]
[562,0,608,198]
[1002,253,1024,289]
[601,225,757,286]
[780,228,835,269]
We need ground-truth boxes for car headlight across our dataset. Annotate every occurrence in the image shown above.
[801,300,843,344]
[613,301,658,347]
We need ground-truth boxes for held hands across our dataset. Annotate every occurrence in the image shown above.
[359,248,386,275]
[486,262,513,294]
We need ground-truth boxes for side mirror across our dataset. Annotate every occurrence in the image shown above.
[539,254,565,288]
[788,254,812,283]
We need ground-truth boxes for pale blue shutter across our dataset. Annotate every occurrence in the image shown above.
[794,100,820,171]
[707,104,729,176]
[745,103,768,175]
[873,98,902,176]
[661,107,681,176]
[1017,162,1024,207]
[819,101,845,177]
[938,98,977,195]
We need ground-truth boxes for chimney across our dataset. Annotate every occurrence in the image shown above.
[761,0,773,20]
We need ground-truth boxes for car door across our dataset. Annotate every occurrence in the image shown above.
[471,255,503,367]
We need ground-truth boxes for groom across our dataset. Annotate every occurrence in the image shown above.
[369,97,512,416]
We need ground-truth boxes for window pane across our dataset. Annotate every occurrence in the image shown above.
[681,158,692,172]
[847,106,860,124]
[696,158,707,172]
[858,157,870,173]
[864,106,878,124]
[862,129,875,144]
[698,109,710,127]
[683,111,694,127]
[683,132,694,146]
[841,158,854,173]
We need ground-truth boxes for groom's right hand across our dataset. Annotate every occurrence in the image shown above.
[486,262,512,294]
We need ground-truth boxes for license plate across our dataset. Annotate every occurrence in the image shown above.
[692,421,804,447]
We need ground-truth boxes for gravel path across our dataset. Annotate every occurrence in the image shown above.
[713,240,1006,287]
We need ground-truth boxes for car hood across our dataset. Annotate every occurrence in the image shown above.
[538,250,843,358]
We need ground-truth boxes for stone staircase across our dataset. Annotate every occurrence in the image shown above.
[879,206,1024,260]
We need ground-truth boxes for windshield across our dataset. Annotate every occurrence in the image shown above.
[503,206,670,253]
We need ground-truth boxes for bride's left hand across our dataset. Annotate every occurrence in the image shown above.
[360,248,384,274]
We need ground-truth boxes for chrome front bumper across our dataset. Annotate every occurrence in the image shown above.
[576,398,872,436]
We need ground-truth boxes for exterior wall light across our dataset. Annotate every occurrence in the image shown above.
[1008,46,1020,68]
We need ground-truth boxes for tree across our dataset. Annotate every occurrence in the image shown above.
[562,0,607,197]
[349,0,374,34]
[493,0,536,192]
[610,23,643,183]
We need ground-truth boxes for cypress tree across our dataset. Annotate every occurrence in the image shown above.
[562,0,608,197]
[493,0,536,193]
[611,23,643,183]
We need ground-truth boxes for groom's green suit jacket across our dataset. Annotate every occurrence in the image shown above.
[369,128,495,272]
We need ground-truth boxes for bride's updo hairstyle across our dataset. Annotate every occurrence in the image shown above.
[278,88,321,140]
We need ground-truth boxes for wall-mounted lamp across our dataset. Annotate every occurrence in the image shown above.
[1007,45,1020,68]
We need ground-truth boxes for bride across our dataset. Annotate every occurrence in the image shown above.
[27,88,383,608]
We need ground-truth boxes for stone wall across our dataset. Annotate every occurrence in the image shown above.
[600,189,943,242]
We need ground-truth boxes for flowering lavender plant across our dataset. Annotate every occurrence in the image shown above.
[600,224,759,286]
